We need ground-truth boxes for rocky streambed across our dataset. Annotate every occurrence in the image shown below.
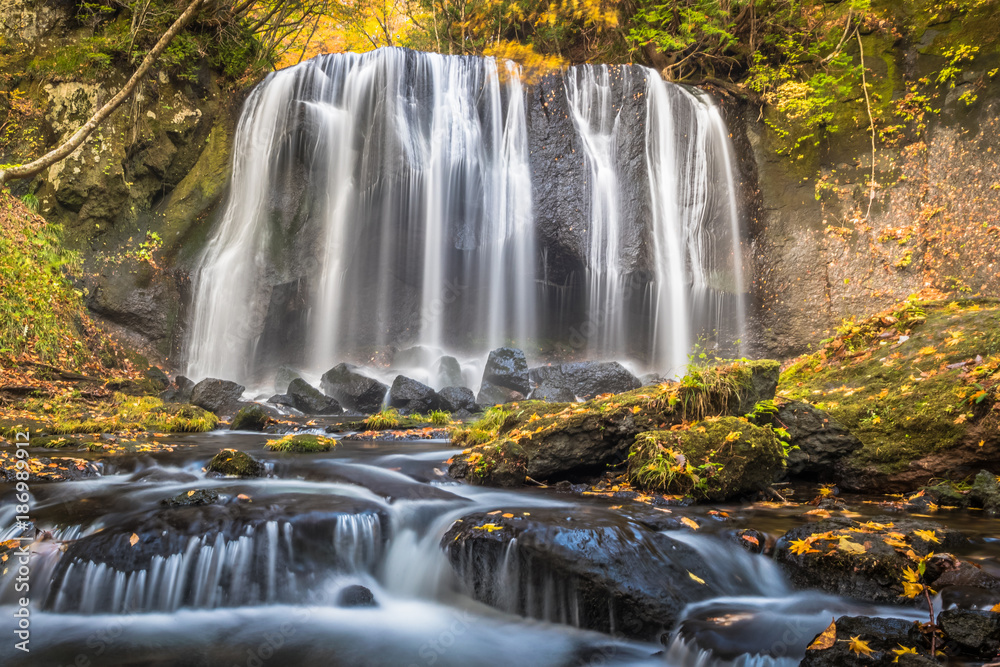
[1,428,999,666]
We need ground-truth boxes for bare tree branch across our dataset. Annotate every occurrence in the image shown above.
[0,0,206,186]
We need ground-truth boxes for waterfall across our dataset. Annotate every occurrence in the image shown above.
[184,48,746,385]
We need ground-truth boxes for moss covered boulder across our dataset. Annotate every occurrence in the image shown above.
[626,417,785,501]
[449,360,781,487]
[206,449,265,477]
[779,298,1000,492]
[230,405,269,431]
[264,434,335,452]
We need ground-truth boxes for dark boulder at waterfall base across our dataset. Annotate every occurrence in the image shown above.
[159,375,195,403]
[477,347,530,406]
[190,378,245,415]
[319,363,388,414]
[273,365,303,394]
[336,584,377,608]
[287,378,342,415]
[438,386,478,413]
[442,508,724,641]
[529,361,641,401]
[388,375,441,414]
[436,355,464,388]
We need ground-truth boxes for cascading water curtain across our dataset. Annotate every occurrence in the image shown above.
[184,49,536,384]
[645,79,746,374]
[184,48,744,386]
[566,64,745,376]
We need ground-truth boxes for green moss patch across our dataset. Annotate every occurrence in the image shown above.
[779,298,1000,476]
[449,360,781,488]
[627,417,785,501]
[36,393,219,435]
[206,448,265,477]
[230,405,269,431]
[264,434,335,452]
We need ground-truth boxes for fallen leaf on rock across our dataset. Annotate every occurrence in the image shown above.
[688,571,706,584]
[807,620,837,651]
[129,533,139,547]
[473,523,503,532]
[912,529,940,544]
[848,636,873,657]
[680,517,699,530]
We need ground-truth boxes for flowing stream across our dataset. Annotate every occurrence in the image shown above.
[4,432,994,666]
[184,48,746,387]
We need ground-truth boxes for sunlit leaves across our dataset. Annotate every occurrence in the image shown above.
[848,636,874,657]
[912,529,940,544]
[789,538,821,556]
[807,620,837,650]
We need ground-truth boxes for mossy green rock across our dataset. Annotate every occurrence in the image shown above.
[230,405,269,431]
[627,417,785,502]
[450,360,781,487]
[206,449,265,477]
[264,434,335,452]
[779,299,1000,492]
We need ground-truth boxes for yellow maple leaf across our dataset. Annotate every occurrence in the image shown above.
[725,431,742,442]
[807,620,837,651]
[838,538,867,554]
[992,602,1000,612]
[900,581,925,599]
[631,406,641,414]
[918,346,937,355]
[528,413,540,422]
[680,517,699,530]
[892,645,918,662]
[902,567,920,583]
[473,523,504,532]
[848,636,874,656]
[912,529,940,544]
[789,538,821,556]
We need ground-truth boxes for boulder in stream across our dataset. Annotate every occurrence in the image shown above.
[477,347,529,406]
[436,355,464,388]
[273,365,303,394]
[626,418,785,501]
[529,361,641,401]
[388,375,441,414]
[206,449,265,477]
[438,386,478,413]
[159,375,195,403]
[451,360,782,488]
[800,615,930,667]
[775,516,968,603]
[319,363,388,413]
[287,378,342,415]
[190,378,245,415]
[442,508,723,641]
[230,405,269,431]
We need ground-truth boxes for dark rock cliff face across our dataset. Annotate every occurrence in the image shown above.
[743,27,1000,358]
[0,0,241,363]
